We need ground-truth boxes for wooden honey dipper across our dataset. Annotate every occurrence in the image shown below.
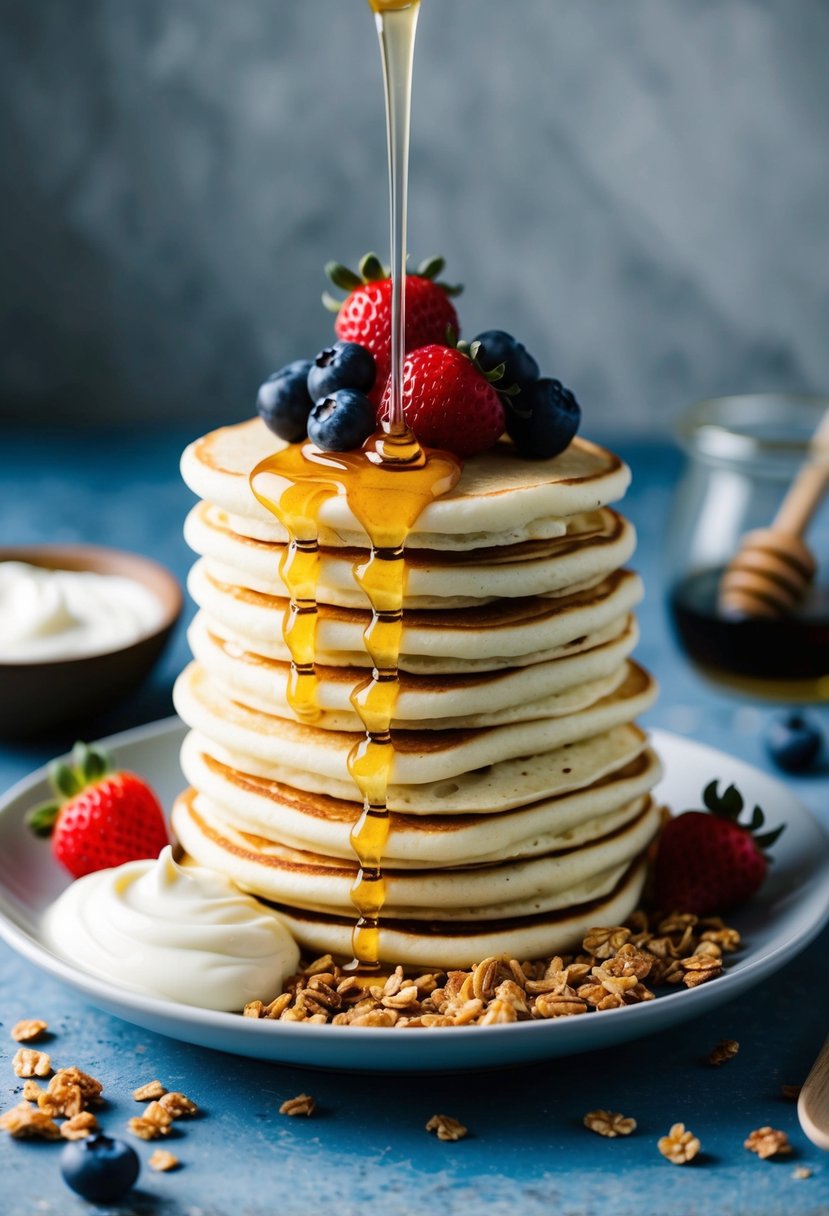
[718,408,829,618]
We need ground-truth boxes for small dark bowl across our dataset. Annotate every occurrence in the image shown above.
[0,545,183,740]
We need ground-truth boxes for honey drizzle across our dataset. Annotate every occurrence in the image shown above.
[250,437,461,970]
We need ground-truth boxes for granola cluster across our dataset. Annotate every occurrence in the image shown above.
[244,911,740,1029]
[1,1020,197,1170]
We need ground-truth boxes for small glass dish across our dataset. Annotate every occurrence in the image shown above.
[665,394,829,702]
[0,545,182,739]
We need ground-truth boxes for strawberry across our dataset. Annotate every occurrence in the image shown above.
[379,340,508,458]
[324,254,461,402]
[654,780,785,916]
[27,742,169,879]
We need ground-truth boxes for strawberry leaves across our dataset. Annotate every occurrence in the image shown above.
[700,780,785,855]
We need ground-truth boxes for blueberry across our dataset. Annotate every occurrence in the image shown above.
[473,329,540,392]
[61,1133,140,1204]
[307,389,375,452]
[506,377,581,460]
[256,359,314,443]
[765,710,824,773]
[307,341,376,401]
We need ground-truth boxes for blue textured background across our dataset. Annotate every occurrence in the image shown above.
[2,0,829,431]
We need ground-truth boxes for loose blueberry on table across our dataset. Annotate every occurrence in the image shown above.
[60,1134,140,1204]
[764,710,824,773]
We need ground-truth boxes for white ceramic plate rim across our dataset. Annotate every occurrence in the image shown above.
[1,718,828,1072]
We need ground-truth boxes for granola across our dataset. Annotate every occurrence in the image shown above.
[132,1080,167,1102]
[128,1100,174,1141]
[657,1122,701,1164]
[279,1094,316,1117]
[243,909,739,1029]
[60,1111,99,1140]
[744,1127,792,1159]
[426,1114,468,1141]
[0,1100,61,1140]
[149,1148,181,1172]
[708,1039,739,1066]
[12,1048,51,1078]
[583,1109,637,1138]
[11,1019,48,1044]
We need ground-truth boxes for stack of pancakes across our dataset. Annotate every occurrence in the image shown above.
[172,418,661,968]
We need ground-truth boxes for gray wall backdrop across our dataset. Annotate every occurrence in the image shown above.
[1,0,828,434]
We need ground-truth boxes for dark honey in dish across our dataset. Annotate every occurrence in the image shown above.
[669,567,829,700]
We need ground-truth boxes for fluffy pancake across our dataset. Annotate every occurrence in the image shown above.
[179,732,662,865]
[181,418,631,549]
[184,501,637,609]
[187,612,639,729]
[172,789,660,918]
[186,561,644,672]
[172,660,658,789]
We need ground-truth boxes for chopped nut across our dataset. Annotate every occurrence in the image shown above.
[0,1100,61,1139]
[582,926,631,959]
[12,1047,51,1078]
[21,1080,43,1101]
[680,954,722,988]
[149,1148,181,1172]
[41,1067,103,1118]
[426,1114,467,1141]
[584,1109,637,1138]
[658,1122,701,1164]
[708,1039,739,1066]
[11,1019,48,1044]
[279,1093,315,1117]
[159,1091,198,1119]
[60,1111,99,1140]
[132,1080,167,1102]
[243,999,265,1018]
[744,1127,792,1159]
[128,1100,174,1140]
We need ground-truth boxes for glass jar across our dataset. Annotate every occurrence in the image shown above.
[666,394,829,701]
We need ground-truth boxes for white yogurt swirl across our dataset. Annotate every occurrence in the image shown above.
[0,561,164,662]
[44,847,300,1011]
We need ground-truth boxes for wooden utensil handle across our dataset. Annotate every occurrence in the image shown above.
[773,409,829,538]
[798,1031,829,1151]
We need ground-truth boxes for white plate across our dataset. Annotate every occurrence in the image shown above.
[1,718,828,1073]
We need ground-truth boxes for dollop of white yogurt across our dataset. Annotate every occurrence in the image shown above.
[0,561,164,662]
[44,847,300,1011]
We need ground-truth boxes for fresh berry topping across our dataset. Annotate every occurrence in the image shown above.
[27,742,169,879]
[61,1134,140,1204]
[506,377,581,460]
[307,389,376,452]
[307,341,376,401]
[654,780,785,916]
[765,711,824,773]
[381,342,506,458]
[256,360,314,443]
[474,329,540,392]
[324,254,461,402]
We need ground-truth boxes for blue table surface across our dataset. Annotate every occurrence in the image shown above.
[1,425,827,1216]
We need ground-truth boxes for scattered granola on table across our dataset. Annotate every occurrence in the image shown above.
[583,1110,637,1138]
[0,1101,61,1140]
[708,1039,740,1066]
[60,1111,99,1140]
[279,1094,316,1117]
[11,1019,48,1043]
[128,1100,174,1141]
[658,1122,701,1164]
[792,1166,812,1180]
[132,1079,167,1102]
[149,1148,181,1172]
[12,1047,52,1078]
[744,1127,793,1159]
[426,1114,468,1142]
[243,912,741,1028]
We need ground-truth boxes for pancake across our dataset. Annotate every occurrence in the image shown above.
[186,560,644,671]
[184,501,637,609]
[186,612,639,729]
[178,853,651,969]
[181,418,632,548]
[179,732,662,865]
[172,660,658,789]
[172,789,660,918]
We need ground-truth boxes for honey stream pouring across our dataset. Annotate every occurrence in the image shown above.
[250,0,463,973]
